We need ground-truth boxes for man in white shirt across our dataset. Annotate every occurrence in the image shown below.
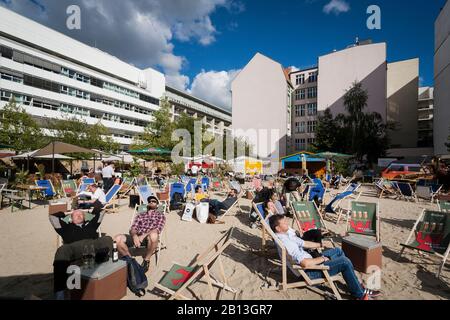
[77,184,107,209]
[269,215,381,300]
[191,164,199,176]
[102,162,115,193]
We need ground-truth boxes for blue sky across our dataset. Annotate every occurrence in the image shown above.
[0,0,447,109]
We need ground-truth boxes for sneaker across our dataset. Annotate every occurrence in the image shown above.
[141,260,150,273]
[357,288,381,300]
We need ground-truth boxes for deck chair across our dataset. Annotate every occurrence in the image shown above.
[252,202,342,299]
[290,201,333,241]
[102,184,122,213]
[438,201,450,213]
[81,178,95,185]
[344,201,381,242]
[374,179,398,199]
[201,177,210,190]
[216,189,242,222]
[35,179,56,199]
[308,178,327,207]
[170,183,186,202]
[130,204,168,267]
[154,228,238,300]
[211,177,222,191]
[118,177,136,199]
[416,185,443,203]
[399,209,450,278]
[325,183,362,224]
[185,178,198,194]
[393,182,417,202]
[136,184,154,205]
[61,180,78,198]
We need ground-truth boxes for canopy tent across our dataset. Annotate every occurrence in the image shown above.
[129,148,172,155]
[32,141,104,173]
[12,151,74,160]
[102,152,145,164]
[280,152,326,176]
[315,152,352,159]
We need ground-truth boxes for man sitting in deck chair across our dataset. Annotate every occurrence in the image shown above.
[74,183,106,209]
[206,188,238,218]
[49,202,112,300]
[269,215,381,300]
[114,196,166,274]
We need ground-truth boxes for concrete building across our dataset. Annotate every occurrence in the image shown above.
[418,87,434,148]
[434,0,450,155]
[0,6,165,149]
[387,58,419,149]
[231,53,293,173]
[164,86,232,137]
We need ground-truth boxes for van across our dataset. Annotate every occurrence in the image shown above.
[381,163,423,180]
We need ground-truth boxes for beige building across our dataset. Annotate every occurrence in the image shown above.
[418,87,434,148]
[231,53,293,172]
[387,58,419,149]
[434,0,450,155]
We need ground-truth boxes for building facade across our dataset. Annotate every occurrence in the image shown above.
[0,6,165,150]
[418,87,434,149]
[434,0,450,155]
[164,86,232,137]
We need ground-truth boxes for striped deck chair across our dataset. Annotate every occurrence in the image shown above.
[118,177,136,199]
[185,178,198,194]
[130,204,168,267]
[438,201,450,212]
[35,179,56,199]
[399,209,450,278]
[374,179,398,199]
[393,182,418,202]
[103,184,122,214]
[154,228,238,300]
[252,202,342,299]
[61,180,78,198]
[136,184,154,205]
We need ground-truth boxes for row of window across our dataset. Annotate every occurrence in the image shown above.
[0,45,159,105]
[0,71,23,83]
[294,121,317,134]
[294,87,317,100]
[294,138,316,151]
[0,90,150,128]
[295,71,318,86]
[294,103,317,117]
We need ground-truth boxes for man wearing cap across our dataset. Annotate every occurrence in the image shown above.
[114,196,165,273]
[76,183,107,209]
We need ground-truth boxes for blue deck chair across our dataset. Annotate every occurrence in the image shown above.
[325,183,361,223]
[394,182,417,202]
[81,178,95,185]
[170,183,186,202]
[103,184,122,213]
[137,184,154,205]
[35,180,56,198]
[201,177,210,190]
[308,178,326,205]
[185,178,198,194]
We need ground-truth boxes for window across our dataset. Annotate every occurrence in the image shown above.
[295,74,305,85]
[299,122,306,133]
[307,121,317,133]
[307,87,317,99]
[0,45,13,59]
[307,103,317,116]
[307,138,315,145]
[308,71,318,83]
[1,72,23,83]
[294,90,301,101]
[300,89,306,100]
[300,105,306,117]
[299,138,306,150]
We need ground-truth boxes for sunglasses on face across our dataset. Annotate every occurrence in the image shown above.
[149,200,158,204]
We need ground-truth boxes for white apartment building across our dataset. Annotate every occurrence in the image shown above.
[0,6,165,149]
[418,87,434,149]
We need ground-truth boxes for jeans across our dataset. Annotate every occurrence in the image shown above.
[53,236,113,293]
[305,248,365,299]
[208,199,227,217]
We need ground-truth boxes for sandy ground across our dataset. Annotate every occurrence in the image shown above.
[0,185,449,300]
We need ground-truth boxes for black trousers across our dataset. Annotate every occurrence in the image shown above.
[53,236,113,293]
[103,178,113,193]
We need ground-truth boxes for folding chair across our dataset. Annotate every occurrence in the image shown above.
[290,201,333,242]
[102,184,122,214]
[154,228,238,300]
[185,178,198,194]
[211,177,222,191]
[129,204,168,267]
[216,188,243,222]
[136,184,154,205]
[308,178,327,208]
[118,177,136,199]
[438,201,450,213]
[344,201,381,242]
[81,178,95,185]
[393,182,418,202]
[252,202,342,299]
[35,179,57,199]
[374,179,398,199]
[201,177,210,190]
[399,209,450,278]
[61,180,78,198]
[324,183,362,224]
[170,183,186,202]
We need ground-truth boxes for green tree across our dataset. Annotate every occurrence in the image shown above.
[312,109,341,153]
[47,116,120,155]
[0,98,44,152]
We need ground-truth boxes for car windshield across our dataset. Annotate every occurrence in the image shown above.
[407,166,422,172]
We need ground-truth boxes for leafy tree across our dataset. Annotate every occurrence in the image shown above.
[0,98,44,152]
[312,109,341,152]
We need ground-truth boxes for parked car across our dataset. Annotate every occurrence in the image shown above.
[381,163,423,180]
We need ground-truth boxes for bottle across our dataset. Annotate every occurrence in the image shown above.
[112,241,119,263]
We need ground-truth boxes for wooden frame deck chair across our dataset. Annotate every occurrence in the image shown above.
[216,189,243,222]
[374,179,397,199]
[80,178,95,185]
[438,201,450,213]
[136,184,154,205]
[324,183,362,224]
[118,177,136,199]
[308,178,327,208]
[170,182,186,202]
[290,201,333,242]
[61,180,78,198]
[399,209,450,278]
[344,201,381,242]
[102,183,122,213]
[252,202,342,299]
[35,179,57,199]
[393,181,417,202]
[211,177,222,191]
[130,204,168,266]
[154,228,238,300]
[201,177,210,190]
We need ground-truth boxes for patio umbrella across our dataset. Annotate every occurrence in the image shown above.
[129,148,172,155]
[0,144,13,149]
[315,152,352,159]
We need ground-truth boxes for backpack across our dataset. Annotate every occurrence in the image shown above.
[170,192,184,210]
[121,256,148,297]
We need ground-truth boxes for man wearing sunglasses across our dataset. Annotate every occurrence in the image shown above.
[114,196,165,273]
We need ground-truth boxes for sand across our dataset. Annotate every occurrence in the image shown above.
[0,185,449,300]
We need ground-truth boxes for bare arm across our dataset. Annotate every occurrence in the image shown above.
[300,256,329,269]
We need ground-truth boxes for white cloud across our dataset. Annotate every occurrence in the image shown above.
[188,69,241,110]
[323,0,350,15]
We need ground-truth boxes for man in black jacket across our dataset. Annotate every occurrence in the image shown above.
[49,202,112,299]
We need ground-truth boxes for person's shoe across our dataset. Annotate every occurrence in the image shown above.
[358,288,382,300]
[141,260,150,273]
